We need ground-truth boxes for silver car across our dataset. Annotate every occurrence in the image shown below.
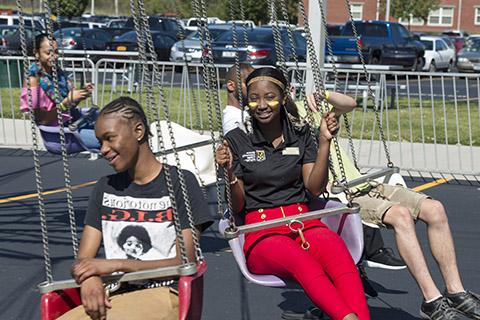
[457,38,480,72]
[170,24,232,63]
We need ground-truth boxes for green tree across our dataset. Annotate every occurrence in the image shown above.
[48,0,88,18]
[383,0,439,22]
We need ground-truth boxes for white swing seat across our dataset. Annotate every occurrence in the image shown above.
[149,121,217,186]
[219,198,364,287]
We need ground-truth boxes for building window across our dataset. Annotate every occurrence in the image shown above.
[427,7,454,26]
[475,7,480,25]
[399,14,424,26]
[350,4,363,21]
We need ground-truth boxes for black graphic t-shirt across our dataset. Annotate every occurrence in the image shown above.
[85,165,213,261]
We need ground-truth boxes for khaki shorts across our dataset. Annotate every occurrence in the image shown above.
[58,286,178,320]
[352,183,429,228]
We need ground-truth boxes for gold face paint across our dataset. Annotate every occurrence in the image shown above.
[267,100,280,108]
[248,101,258,108]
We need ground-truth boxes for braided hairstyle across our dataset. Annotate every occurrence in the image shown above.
[99,96,152,144]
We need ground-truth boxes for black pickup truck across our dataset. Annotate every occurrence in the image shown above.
[329,20,425,70]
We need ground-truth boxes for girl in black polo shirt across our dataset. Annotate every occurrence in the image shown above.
[216,68,369,320]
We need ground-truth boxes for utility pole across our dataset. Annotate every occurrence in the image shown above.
[115,0,119,16]
[385,0,390,21]
[457,0,462,30]
[91,0,95,15]
[305,0,325,95]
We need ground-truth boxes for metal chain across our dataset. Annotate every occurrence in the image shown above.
[137,0,204,261]
[192,0,227,225]
[313,0,349,184]
[279,0,319,153]
[344,0,393,166]
[298,0,340,184]
[17,0,53,283]
[269,0,288,81]
[130,0,189,264]
[43,0,79,257]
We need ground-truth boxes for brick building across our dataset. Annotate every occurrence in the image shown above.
[301,0,480,34]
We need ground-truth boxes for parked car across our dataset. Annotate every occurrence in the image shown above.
[105,18,128,29]
[209,26,306,67]
[0,25,38,55]
[106,30,177,61]
[327,24,343,36]
[54,28,113,50]
[170,24,232,63]
[227,20,256,28]
[456,37,480,72]
[441,30,468,54]
[184,17,225,32]
[420,36,456,72]
[123,16,182,40]
[0,14,44,31]
[329,20,425,70]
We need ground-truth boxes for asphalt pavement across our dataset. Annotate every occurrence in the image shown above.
[0,148,478,320]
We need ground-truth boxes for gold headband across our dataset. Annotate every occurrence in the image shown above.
[247,76,286,91]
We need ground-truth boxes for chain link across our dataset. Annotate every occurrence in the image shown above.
[17,0,53,283]
[138,0,205,261]
[193,0,230,229]
[43,0,79,257]
[344,0,392,166]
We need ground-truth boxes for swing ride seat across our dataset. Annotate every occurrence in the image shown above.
[38,108,100,155]
[150,121,217,186]
[40,261,207,320]
[38,125,99,155]
[219,198,364,287]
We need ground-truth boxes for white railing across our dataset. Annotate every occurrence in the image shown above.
[0,54,478,181]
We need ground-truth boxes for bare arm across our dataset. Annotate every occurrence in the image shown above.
[307,91,357,116]
[72,227,199,284]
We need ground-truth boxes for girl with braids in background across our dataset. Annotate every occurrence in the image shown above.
[60,97,212,320]
[215,67,370,320]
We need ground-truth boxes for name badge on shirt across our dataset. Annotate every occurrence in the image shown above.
[282,147,300,156]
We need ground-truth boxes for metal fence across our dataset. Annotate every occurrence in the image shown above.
[0,53,478,182]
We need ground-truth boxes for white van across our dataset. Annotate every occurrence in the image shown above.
[0,14,45,31]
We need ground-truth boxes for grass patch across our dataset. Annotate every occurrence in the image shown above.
[2,84,479,146]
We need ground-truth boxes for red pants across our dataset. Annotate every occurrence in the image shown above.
[245,203,370,320]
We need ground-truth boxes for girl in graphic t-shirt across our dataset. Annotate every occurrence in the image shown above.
[61,97,212,320]
[216,67,370,320]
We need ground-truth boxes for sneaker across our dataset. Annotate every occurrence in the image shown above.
[420,297,463,320]
[365,247,407,270]
[445,290,480,319]
[357,264,378,297]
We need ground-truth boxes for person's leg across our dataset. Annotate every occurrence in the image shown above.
[382,205,441,300]
[363,225,406,270]
[247,234,358,320]
[416,199,464,294]
[363,225,384,257]
[77,128,100,150]
[303,227,370,320]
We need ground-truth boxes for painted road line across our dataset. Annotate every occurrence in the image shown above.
[0,180,97,204]
[412,178,452,192]
[0,177,453,205]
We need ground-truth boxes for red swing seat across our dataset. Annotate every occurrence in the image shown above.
[40,261,207,320]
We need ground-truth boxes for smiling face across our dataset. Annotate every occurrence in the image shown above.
[95,113,144,172]
[35,38,58,71]
[247,80,284,125]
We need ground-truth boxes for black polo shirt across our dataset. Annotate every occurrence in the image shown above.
[225,119,317,212]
